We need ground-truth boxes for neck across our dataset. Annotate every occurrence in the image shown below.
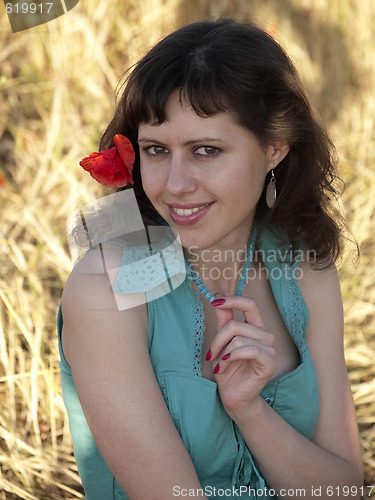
[185,223,257,298]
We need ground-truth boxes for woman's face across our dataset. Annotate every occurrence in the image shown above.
[138,92,278,252]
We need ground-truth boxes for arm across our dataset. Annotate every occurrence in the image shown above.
[61,245,207,500]
[209,263,363,499]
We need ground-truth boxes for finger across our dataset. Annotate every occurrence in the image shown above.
[215,303,233,331]
[215,343,277,377]
[205,303,232,361]
[210,322,275,361]
[213,295,265,329]
[213,293,233,331]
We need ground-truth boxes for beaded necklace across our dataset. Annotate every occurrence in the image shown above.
[185,222,258,303]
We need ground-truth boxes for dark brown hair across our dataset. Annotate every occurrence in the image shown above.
[100,18,346,264]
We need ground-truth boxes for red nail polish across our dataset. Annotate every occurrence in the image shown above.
[222,353,231,361]
[213,363,220,374]
[212,298,226,306]
[205,349,212,361]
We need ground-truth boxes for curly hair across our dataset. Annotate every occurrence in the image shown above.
[99,18,347,265]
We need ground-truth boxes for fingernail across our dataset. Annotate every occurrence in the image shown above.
[213,363,220,374]
[205,349,212,361]
[212,298,226,306]
[222,353,231,361]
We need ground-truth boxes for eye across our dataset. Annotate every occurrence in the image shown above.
[194,146,220,157]
[143,145,169,156]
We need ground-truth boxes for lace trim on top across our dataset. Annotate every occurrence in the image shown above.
[192,290,205,376]
[282,261,306,353]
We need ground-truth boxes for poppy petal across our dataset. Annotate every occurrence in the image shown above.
[113,134,135,166]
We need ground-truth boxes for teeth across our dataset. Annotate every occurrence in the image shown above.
[172,203,210,216]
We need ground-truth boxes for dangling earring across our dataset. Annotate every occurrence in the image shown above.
[266,169,277,208]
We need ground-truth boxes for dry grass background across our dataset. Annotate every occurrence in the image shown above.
[0,0,374,498]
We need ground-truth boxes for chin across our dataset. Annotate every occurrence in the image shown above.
[176,234,215,252]
[164,218,219,252]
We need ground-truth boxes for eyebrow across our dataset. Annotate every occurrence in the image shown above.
[138,137,224,145]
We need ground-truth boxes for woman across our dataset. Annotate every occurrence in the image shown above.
[58,18,363,499]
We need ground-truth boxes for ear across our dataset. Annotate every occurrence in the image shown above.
[266,143,290,173]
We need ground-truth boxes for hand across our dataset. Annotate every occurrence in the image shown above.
[208,296,277,418]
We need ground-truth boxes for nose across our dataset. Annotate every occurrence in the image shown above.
[166,154,197,195]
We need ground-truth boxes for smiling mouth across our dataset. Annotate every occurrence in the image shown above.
[170,203,212,216]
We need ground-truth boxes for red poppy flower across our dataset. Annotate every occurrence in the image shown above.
[79,134,135,188]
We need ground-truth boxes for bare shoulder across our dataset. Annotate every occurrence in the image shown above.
[297,260,343,343]
[61,243,149,364]
[63,244,117,309]
[298,260,342,319]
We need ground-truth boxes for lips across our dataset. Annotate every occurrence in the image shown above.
[167,202,214,226]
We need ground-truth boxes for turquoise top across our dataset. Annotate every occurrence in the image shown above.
[58,226,319,499]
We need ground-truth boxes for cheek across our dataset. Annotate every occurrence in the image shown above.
[223,165,266,198]
[140,165,163,203]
